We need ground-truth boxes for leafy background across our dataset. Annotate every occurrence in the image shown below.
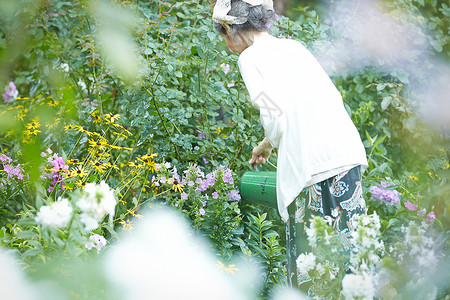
[0,0,448,298]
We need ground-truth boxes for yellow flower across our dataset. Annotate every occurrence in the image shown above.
[46,99,60,107]
[217,261,239,275]
[75,125,92,136]
[89,149,110,160]
[16,108,29,121]
[91,111,101,123]
[23,128,41,136]
[45,118,60,129]
[88,138,107,151]
[112,123,132,136]
[26,117,40,129]
[70,166,88,178]
[67,159,82,165]
[64,124,75,131]
[137,154,157,171]
[214,126,222,133]
[119,219,133,231]
[168,178,184,193]
[109,144,132,151]
[128,161,143,168]
[74,180,86,188]
[127,209,143,219]
[408,175,419,181]
[104,113,120,124]
[113,131,128,139]
[105,162,119,170]
[91,160,107,173]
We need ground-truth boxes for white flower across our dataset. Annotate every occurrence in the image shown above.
[305,225,317,248]
[80,213,99,231]
[35,198,73,229]
[60,63,69,72]
[316,263,325,276]
[77,79,88,94]
[296,252,316,274]
[342,273,374,300]
[77,181,117,222]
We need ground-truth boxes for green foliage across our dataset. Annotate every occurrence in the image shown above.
[239,212,286,295]
[0,0,449,298]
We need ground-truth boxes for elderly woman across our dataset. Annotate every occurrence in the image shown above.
[213,0,368,290]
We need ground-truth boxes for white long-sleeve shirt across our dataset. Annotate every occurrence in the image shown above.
[238,34,368,222]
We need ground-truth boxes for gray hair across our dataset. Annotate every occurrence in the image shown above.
[214,0,274,36]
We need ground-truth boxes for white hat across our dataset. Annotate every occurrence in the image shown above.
[213,0,274,25]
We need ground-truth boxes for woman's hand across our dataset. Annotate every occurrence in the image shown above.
[249,137,273,169]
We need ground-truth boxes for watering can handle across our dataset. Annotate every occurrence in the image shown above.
[252,159,277,171]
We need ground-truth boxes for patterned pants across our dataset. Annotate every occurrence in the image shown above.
[285,165,367,289]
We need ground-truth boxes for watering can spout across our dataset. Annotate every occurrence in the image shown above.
[240,171,277,209]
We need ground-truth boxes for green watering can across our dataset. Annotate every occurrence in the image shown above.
[240,171,277,209]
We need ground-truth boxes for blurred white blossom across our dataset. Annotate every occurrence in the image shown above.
[77,181,117,231]
[296,252,316,274]
[35,197,73,230]
[104,208,247,300]
[0,251,38,300]
[342,273,374,300]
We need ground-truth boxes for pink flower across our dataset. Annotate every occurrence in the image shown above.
[417,208,426,216]
[426,211,436,222]
[212,191,219,199]
[199,208,205,216]
[41,152,47,157]
[227,83,235,88]
[46,148,53,154]
[404,201,418,211]
[0,155,12,163]
[181,192,188,200]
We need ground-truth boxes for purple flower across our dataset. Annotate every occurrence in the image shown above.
[188,180,195,187]
[220,63,230,74]
[160,176,167,184]
[205,173,216,186]
[404,201,418,211]
[201,156,209,164]
[87,234,107,254]
[223,170,234,184]
[228,189,241,202]
[181,192,188,200]
[46,148,53,154]
[212,191,219,199]
[199,208,205,216]
[197,132,206,139]
[41,152,47,157]
[4,81,18,103]
[3,164,12,175]
[426,211,436,222]
[370,182,400,205]
[85,242,95,250]
[227,83,235,88]
[417,208,426,216]
[199,179,209,192]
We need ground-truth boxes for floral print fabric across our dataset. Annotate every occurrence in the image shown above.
[285,165,367,288]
